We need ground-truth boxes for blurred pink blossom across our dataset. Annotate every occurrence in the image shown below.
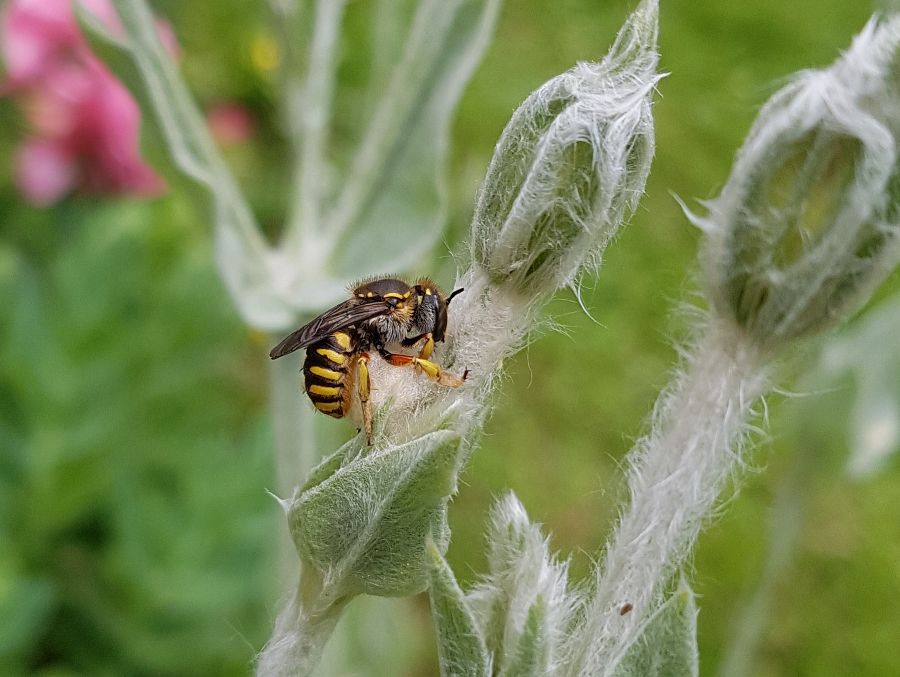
[1,0,167,205]
[206,101,255,147]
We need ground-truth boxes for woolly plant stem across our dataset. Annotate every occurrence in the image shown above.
[570,318,769,673]
[256,569,348,677]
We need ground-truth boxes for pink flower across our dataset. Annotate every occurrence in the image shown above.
[14,138,76,205]
[206,102,255,147]
[1,0,167,205]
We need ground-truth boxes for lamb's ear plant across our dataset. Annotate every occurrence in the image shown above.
[823,294,900,479]
[77,0,900,674]
[75,0,501,672]
[561,14,900,675]
[258,0,662,673]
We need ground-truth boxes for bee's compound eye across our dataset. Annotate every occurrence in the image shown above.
[386,296,399,307]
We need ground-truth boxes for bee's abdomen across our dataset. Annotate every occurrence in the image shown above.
[303,331,356,418]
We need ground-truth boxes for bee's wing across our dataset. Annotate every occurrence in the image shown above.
[269,298,391,359]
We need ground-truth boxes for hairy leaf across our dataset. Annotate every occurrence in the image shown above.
[288,429,464,597]
[328,0,502,278]
[78,0,292,330]
[610,582,699,677]
[498,597,547,677]
[427,541,491,677]
[466,494,572,675]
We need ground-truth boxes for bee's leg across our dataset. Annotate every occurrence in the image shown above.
[400,332,435,359]
[418,333,435,360]
[376,345,467,387]
[357,353,373,445]
[400,333,426,348]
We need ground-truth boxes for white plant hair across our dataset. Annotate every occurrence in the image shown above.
[408,13,900,677]
[562,318,767,674]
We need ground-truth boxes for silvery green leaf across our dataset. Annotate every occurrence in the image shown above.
[498,596,547,677]
[849,388,900,477]
[323,0,502,279]
[81,0,502,331]
[78,0,293,331]
[259,429,465,675]
[814,295,900,478]
[609,581,699,677]
[427,541,492,677]
[287,429,464,597]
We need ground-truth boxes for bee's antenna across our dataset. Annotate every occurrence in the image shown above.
[447,288,464,305]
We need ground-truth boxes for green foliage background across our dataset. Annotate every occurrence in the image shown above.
[1,0,898,675]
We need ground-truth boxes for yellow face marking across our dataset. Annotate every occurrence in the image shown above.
[314,400,342,413]
[333,332,352,350]
[366,291,374,297]
[425,287,432,295]
[417,295,424,304]
[403,291,411,298]
[310,366,342,381]
[383,292,405,299]
[317,348,346,365]
[309,384,341,398]
[357,294,365,298]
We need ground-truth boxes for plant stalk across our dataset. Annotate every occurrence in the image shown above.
[569,319,769,674]
[257,572,348,677]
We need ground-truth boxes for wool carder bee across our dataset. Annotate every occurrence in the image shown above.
[269,276,468,444]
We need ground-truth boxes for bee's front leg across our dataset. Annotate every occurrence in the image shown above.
[400,332,435,360]
[376,345,467,387]
[357,353,373,445]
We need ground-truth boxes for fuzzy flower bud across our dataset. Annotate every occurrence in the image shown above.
[465,494,574,676]
[471,0,660,297]
[697,16,900,351]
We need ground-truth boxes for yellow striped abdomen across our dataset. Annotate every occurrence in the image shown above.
[303,331,356,418]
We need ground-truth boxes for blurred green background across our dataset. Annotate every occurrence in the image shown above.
[2,0,899,675]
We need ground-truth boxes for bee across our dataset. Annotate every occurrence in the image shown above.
[269,276,468,444]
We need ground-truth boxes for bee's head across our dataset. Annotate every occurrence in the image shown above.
[353,277,414,322]
[411,279,464,342]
